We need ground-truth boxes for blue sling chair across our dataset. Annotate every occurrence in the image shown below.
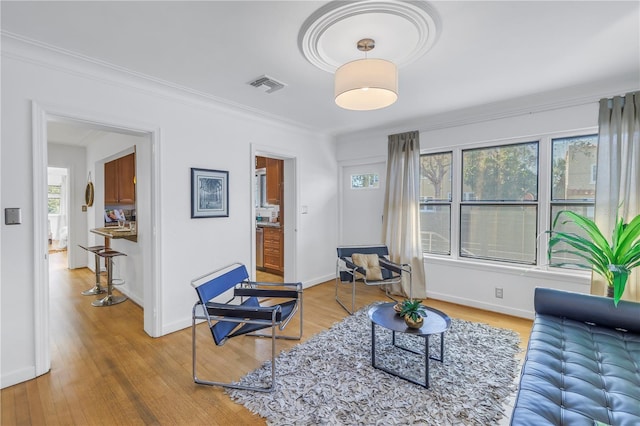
[336,245,412,314]
[191,262,303,392]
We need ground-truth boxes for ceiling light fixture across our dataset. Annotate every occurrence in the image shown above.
[334,38,398,111]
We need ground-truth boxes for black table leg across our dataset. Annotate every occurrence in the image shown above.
[371,321,376,368]
[425,335,430,388]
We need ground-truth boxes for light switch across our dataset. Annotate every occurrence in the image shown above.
[5,208,22,225]
[301,205,308,214]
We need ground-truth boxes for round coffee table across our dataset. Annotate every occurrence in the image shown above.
[367,302,451,388]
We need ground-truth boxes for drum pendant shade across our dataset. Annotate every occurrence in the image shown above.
[334,58,398,111]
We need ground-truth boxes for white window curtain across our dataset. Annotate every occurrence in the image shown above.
[382,131,427,299]
[592,91,640,301]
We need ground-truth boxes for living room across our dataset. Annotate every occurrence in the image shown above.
[1,1,639,423]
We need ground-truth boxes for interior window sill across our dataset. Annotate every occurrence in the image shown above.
[422,253,591,285]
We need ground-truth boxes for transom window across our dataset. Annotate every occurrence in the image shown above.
[351,173,379,189]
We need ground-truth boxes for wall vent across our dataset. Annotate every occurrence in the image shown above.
[248,75,286,93]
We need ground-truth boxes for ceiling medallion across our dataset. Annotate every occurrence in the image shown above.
[298,0,441,73]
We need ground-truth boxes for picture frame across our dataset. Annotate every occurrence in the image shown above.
[191,168,229,218]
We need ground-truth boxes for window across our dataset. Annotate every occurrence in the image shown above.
[549,134,598,266]
[420,152,452,254]
[420,133,598,269]
[48,184,61,214]
[461,142,539,264]
[351,173,379,189]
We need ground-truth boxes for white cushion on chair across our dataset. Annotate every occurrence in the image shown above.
[351,253,383,281]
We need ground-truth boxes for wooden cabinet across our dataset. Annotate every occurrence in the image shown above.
[265,158,282,205]
[256,156,266,169]
[105,152,136,205]
[104,159,119,205]
[263,227,283,275]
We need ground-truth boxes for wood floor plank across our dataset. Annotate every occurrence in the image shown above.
[1,251,532,425]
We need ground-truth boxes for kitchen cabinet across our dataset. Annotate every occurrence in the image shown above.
[105,152,136,205]
[265,157,282,205]
[256,156,266,169]
[263,226,283,275]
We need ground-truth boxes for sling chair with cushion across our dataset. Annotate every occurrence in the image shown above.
[191,262,303,392]
[336,245,412,314]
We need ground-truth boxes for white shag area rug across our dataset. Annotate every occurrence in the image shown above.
[227,303,521,425]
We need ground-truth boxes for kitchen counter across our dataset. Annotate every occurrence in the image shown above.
[91,225,138,243]
[256,222,280,228]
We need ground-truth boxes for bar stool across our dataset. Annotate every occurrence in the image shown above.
[92,249,128,307]
[78,245,106,296]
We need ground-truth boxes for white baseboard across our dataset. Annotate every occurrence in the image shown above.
[116,286,143,307]
[302,274,334,289]
[427,291,534,320]
[1,366,37,389]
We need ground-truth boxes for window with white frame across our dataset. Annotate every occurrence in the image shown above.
[461,141,539,264]
[48,184,61,214]
[420,152,452,255]
[351,173,379,189]
[549,134,598,266]
[419,132,598,269]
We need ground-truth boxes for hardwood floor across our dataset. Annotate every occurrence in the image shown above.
[255,269,283,283]
[1,252,532,425]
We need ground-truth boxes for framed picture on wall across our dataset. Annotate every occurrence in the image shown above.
[191,168,229,218]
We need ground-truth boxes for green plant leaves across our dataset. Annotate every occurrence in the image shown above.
[547,210,640,306]
[399,299,426,321]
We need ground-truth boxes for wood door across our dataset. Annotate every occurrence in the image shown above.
[118,153,136,204]
[263,227,283,274]
[265,158,282,205]
[104,159,119,204]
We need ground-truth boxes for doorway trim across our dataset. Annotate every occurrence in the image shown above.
[32,102,162,376]
[250,144,298,282]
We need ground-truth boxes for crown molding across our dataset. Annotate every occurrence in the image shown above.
[335,75,640,141]
[4,31,638,142]
[1,31,322,137]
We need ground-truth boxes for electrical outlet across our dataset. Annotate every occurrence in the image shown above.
[495,287,504,299]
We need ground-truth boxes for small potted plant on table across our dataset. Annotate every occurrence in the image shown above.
[398,299,427,329]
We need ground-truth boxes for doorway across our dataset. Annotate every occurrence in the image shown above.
[252,147,297,284]
[255,155,285,283]
[32,103,161,378]
[47,167,70,263]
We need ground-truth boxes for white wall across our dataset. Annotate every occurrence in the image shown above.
[336,103,602,319]
[1,36,337,388]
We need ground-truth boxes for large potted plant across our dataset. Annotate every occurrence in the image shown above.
[547,210,640,305]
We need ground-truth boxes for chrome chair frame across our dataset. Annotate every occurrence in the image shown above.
[191,262,303,392]
[78,244,106,296]
[336,245,412,314]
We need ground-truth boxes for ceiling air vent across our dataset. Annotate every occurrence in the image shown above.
[248,75,286,94]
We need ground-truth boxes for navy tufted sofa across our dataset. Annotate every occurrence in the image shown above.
[511,287,640,426]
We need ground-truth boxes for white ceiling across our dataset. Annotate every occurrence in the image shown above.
[3,1,639,139]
